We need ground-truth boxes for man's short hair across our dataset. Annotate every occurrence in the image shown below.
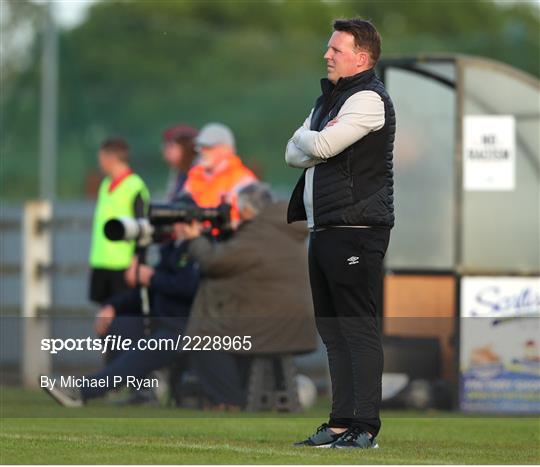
[237,183,274,216]
[100,137,130,162]
[333,18,381,65]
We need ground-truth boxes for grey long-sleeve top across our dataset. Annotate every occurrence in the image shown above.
[285,90,385,228]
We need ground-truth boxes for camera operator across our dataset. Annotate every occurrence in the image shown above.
[182,183,317,409]
[42,196,200,408]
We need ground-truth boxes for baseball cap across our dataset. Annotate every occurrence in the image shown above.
[162,124,198,143]
[195,123,236,151]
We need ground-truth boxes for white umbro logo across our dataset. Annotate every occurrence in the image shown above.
[347,256,360,265]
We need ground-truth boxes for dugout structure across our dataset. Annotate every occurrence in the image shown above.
[377,55,540,413]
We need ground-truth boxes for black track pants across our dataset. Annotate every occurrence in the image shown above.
[308,227,390,437]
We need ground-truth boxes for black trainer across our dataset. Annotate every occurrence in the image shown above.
[293,423,344,447]
[331,427,379,449]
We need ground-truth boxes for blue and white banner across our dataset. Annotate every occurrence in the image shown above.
[460,276,540,413]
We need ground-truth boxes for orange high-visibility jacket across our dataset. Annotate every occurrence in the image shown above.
[184,149,258,221]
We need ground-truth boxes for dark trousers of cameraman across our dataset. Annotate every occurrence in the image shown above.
[192,351,251,408]
[80,318,187,401]
[308,227,389,437]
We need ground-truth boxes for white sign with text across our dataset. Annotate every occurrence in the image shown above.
[463,115,515,191]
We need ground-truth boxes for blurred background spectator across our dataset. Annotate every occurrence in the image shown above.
[161,124,198,201]
[88,137,149,305]
[43,211,200,407]
[184,182,317,410]
[184,122,258,224]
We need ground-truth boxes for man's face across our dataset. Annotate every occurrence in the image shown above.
[98,150,112,174]
[197,145,211,164]
[197,145,222,169]
[323,31,369,84]
[238,204,256,222]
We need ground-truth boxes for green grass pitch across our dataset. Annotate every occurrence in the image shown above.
[1,386,539,464]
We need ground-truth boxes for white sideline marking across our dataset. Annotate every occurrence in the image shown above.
[6,433,464,463]
[2,432,386,458]
[1,433,298,457]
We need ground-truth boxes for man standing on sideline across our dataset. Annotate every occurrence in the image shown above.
[89,137,150,306]
[286,18,395,449]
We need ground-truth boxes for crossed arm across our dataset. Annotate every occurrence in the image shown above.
[284,91,385,168]
[284,110,319,169]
